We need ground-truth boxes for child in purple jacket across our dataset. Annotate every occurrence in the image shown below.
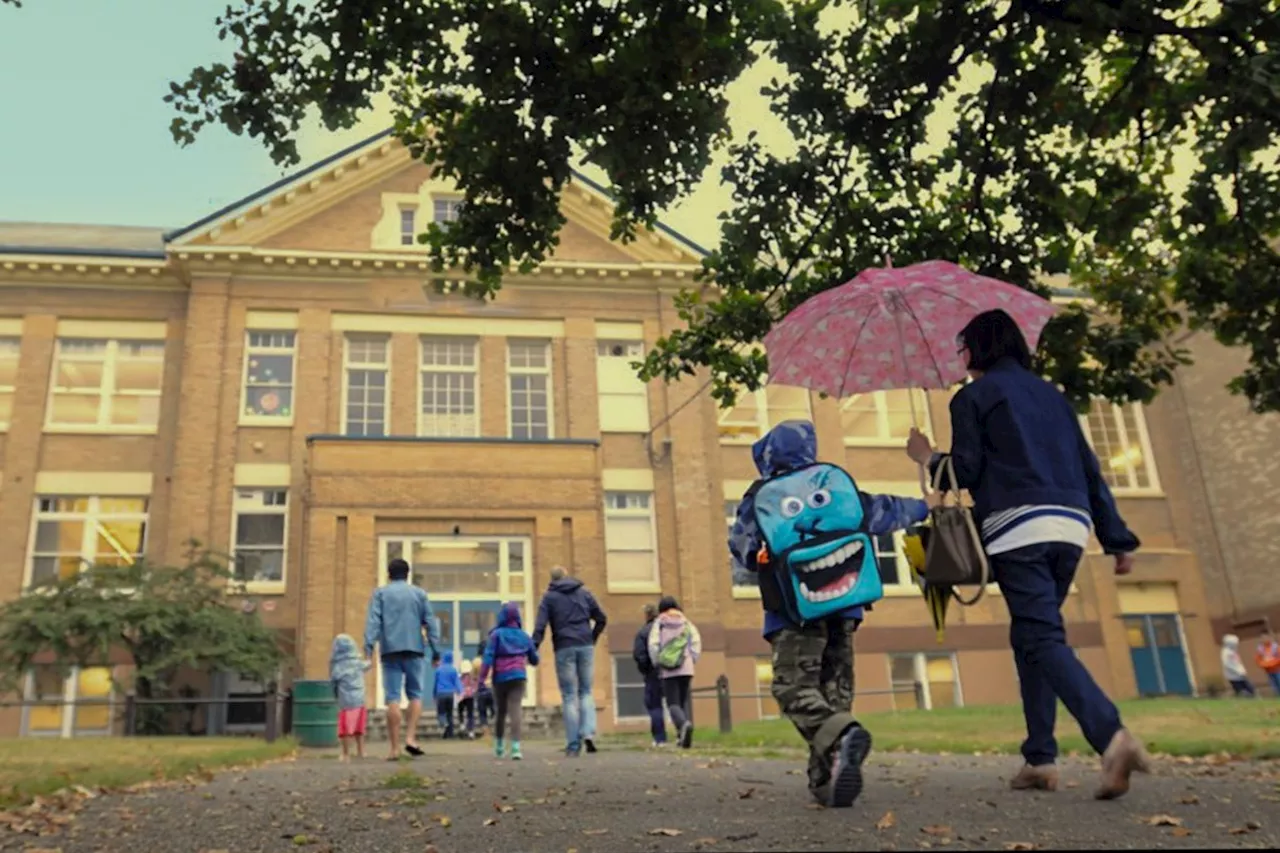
[477,602,540,760]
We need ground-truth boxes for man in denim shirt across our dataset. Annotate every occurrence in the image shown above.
[364,557,440,760]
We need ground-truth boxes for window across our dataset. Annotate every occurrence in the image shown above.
[343,335,389,437]
[1081,400,1159,493]
[596,340,650,432]
[433,197,464,223]
[604,492,658,589]
[400,208,417,246]
[755,659,779,719]
[0,336,19,427]
[889,653,962,711]
[612,653,648,721]
[23,665,114,737]
[47,339,164,429]
[508,340,552,440]
[718,382,811,442]
[419,337,478,437]
[27,497,148,588]
[242,331,295,422]
[232,489,288,590]
[840,389,930,445]
[874,532,906,587]
[726,498,758,594]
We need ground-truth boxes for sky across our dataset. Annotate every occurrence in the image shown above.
[0,0,784,250]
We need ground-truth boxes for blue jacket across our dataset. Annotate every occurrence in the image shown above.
[929,358,1139,555]
[363,580,440,660]
[480,601,540,684]
[433,651,463,699]
[729,420,929,637]
[329,634,371,710]
[532,577,608,651]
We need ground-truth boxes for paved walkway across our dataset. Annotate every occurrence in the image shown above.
[7,741,1278,852]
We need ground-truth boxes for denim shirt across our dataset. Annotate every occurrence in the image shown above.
[363,580,440,659]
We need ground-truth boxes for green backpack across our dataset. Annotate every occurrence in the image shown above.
[656,626,692,670]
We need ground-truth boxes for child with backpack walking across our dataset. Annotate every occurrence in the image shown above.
[478,601,540,760]
[473,655,496,730]
[433,652,463,738]
[647,596,702,748]
[457,659,478,738]
[729,420,928,808]
[329,633,373,762]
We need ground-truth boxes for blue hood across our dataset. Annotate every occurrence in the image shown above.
[499,601,523,629]
[441,650,454,666]
[330,633,360,667]
[752,420,818,478]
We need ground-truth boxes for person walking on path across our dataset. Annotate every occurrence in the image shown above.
[478,601,540,760]
[532,565,608,757]
[363,557,441,760]
[1255,632,1280,696]
[1222,634,1256,697]
[647,596,702,749]
[905,308,1150,800]
[329,634,372,762]
[633,602,668,747]
[433,651,462,738]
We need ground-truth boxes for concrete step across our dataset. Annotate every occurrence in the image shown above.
[364,705,564,742]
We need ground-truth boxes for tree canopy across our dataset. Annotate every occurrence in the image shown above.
[167,0,1280,413]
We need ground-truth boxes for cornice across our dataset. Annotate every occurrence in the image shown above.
[0,255,180,290]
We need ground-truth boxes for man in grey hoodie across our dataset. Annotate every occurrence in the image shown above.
[532,565,608,756]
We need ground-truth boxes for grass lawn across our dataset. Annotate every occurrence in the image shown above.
[0,736,296,808]
[609,698,1280,760]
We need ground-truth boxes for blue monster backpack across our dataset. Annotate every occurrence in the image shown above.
[752,462,885,625]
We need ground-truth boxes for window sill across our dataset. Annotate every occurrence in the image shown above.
[719,436,760,446]
[239,417,295,428]
[43,424,159,435]
[240,582,286,596]
[731,586,762,600]
[1112,489,1166,499]
[600,426,650,434]
[606,583,663,595]
[842,438,911,449]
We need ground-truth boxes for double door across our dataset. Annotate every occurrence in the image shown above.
[1125,614,1193,697]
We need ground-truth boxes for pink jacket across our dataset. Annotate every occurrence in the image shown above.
[646,609,702,679]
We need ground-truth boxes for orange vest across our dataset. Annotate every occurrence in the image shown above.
[1256,640,1280,674]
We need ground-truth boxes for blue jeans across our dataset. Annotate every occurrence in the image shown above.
[644,675,667,744]
[554,644,598,752]
[1268,671,1280,697]
[993,542,1122,766]
[381,653,425,704]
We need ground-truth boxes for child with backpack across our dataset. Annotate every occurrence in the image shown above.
[457,659,478,738]
[432,652,463,738]
[729,420,928,808]
[646,595,702,749]
[478,601,540,760]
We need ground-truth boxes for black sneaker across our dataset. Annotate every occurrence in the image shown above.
[679,722,693,749]
[584,738,597,754]
[827,725,872,808]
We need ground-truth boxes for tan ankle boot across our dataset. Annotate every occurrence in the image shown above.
[1010,763,1059,791]
[1095,729,1150,800]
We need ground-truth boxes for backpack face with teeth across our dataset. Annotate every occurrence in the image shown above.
[754,463,883,622]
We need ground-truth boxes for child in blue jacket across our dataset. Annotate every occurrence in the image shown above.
[478,601,540,760]
[432,651,463,738]
[729,420,928,808]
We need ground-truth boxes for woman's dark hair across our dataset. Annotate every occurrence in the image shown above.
[388,557,411,581]
[957,309,1032,371]
[658,595,680,612]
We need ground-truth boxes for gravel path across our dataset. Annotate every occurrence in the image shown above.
[5,741,1278,852]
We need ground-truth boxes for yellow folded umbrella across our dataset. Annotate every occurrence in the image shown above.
[902,529,950,644]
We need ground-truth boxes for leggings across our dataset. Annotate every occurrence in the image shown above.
[661,675,693,730]
[494,679,526,741]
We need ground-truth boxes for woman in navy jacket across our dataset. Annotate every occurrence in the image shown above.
[906,309,1150,801]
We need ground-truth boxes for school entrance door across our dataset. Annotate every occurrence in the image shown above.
[1124,614,1194,697]
[374,536,535,708]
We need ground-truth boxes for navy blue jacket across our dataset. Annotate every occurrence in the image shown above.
[930,358,1139,555]
[531,577,608,651]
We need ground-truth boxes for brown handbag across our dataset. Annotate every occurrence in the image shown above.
[922,456,990,605]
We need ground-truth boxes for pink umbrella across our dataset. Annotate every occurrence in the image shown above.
[762,260,1058,399]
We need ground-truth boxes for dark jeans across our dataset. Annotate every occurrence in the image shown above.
[456,696,476,731]
[477,690,495,726]
[1229,679,1257,697]
[993,542,1122,766]
[661,676,693,731]
[643,675,667,743]
[435,696,455,738]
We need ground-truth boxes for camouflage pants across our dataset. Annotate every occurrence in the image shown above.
[769,619,858,799]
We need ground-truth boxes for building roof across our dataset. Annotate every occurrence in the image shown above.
[0,222,169,258]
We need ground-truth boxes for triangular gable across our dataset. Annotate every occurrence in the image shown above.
[167,129,706,266]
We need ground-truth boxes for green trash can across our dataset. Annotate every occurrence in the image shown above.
[291,680,339,748]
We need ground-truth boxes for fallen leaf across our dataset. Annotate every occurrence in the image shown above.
[1143,814,1182,827]
[1064,781,1079,789]
[806,803,825,810]
[1171,828,1193,838]
[877,811,898,831]
[725,831,759,842]
[493,802,515,813]
[430,814,452,828]
[1003,844,1038,851]
[377,812,394,821]
[737,788,755,800]
[1247,821,1261,831]
[483,818,498,827]
[1179,794,1200,805]
[921,825,953,837]
[648,828,683,837]
[1228,827,1251,836]
[583,829,609,836]
[339,799,356,807]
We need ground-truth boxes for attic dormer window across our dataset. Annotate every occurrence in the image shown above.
[433,198,463,224]
[399,207,416,246]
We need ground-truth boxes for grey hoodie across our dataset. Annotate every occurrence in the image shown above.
[1221,634,1247,681]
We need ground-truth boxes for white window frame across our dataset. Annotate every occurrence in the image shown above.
[418,336,480,438]
[611,653,649,724]
[399,207,417,246]
[240,330,297,426]
[507,339,554,440]
[45,338,165,433]
[432,197,464,223]
[0,335,20,430]
[726,495,761,600]
[839,389,932,447]
[21,665,115,738]
[342,335,390,437]
[718,380,812,444]
[1079,401,1162,496]
[603,491,660,592]
[596,340,650,433]
[231,488,289,594]
[25,496,150,590]
[888,652,964,711]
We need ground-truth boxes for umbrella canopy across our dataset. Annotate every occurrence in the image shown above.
[763,260,1058,399]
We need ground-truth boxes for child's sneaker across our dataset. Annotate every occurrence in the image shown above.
[494,737,505,759]
[679,722,693,749]
[510,742,523,761]
[827,725,873,808]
